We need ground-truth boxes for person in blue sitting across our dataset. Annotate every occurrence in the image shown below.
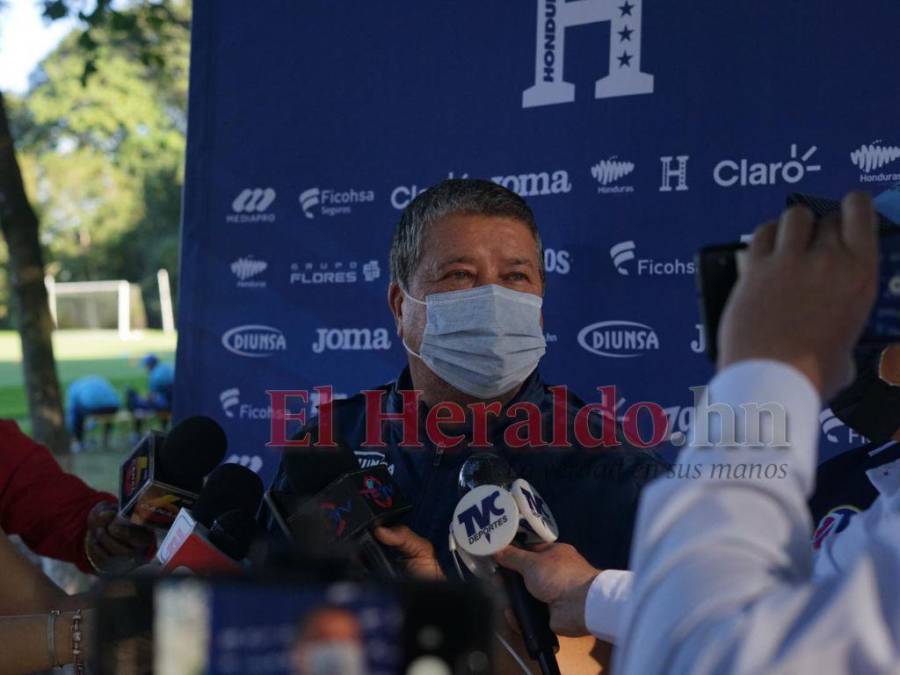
[126,353,175,433]
[66,375,121,449]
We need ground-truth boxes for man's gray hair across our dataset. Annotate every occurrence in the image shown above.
[389,178,545,290]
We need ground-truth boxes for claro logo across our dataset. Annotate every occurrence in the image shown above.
[577,320,660,358]
[221,325,287,358]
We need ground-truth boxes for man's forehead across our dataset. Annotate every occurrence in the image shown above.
[421,214,539,252]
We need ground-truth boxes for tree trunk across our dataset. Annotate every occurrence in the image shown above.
[0,91,69,454]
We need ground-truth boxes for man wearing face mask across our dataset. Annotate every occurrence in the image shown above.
[266,179,666,665]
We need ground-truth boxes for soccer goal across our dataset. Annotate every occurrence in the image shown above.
[45,278,147,339]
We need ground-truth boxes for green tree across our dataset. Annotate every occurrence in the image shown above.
[0,0,188,452]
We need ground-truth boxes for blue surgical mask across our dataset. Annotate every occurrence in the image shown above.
[402,284,546,399]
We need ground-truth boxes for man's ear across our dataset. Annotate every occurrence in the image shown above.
[388,282,404,335]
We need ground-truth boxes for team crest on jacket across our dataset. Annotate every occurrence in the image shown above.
[812,506,861,551]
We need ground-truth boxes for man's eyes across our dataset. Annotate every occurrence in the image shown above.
[444,269,475,281]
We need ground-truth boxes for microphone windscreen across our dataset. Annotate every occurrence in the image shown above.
[282,428,361,497]
[458,452,517,495]
[192,462,264,527]
[158,416,228,491]
[209,509,256,560]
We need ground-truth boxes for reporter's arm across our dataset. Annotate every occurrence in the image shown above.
[0,527,66,614]
[0,610,86,675]
[616,194,900,674]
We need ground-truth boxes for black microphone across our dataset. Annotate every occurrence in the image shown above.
[266,431,411,578]
[119,416,228,529]
[155,462,264,573]
[457,453,561,675]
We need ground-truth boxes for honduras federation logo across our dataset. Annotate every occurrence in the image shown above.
[451,485,519,557]
[522,0,654,108]
[812,506,860,551]
[851,141,900,185]
[591,157,635,194]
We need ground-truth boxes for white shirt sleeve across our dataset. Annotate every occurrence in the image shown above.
[613,360,900,675]
[584,569,633,643]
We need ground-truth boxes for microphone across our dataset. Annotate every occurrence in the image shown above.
[266,432,411,578]
[119,416,227,529]
[155,462,264,574]
[451,453,561,675]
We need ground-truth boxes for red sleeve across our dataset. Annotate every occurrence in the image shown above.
[0,420,116,573]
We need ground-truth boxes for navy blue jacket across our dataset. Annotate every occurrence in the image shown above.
[265,368,668,572]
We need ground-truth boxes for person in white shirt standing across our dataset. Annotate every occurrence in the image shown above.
[495,192,900,674]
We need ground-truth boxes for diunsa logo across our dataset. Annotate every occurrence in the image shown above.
[222,325,287,358]
[578,320,660,358]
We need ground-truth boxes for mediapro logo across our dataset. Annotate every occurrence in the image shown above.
[714,144,821,188]
[577,320,660,358]
[522,0,654,108]
[609,240,694,276]
[851,140,900,184]
[230,256,267,288]
[299,187,375,219]
[591,157,635,194]
[221,325,287,358]
[227,188,276,223]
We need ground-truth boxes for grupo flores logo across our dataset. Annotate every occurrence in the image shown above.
[591,157,635,194]
[312,327,392,354]
[851,140,900,184]
[222,325,287,358]
[228,188,276,223]
[522,0,653,108]
[299,187,375,219]
[290,260,381,285]
[609,240,694,276]
[714,144,821,188]
[578,320,660,358]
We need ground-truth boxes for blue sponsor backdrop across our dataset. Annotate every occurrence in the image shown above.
[176,0,900,484]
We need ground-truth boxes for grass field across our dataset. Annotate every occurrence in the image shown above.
[0,329,177,491]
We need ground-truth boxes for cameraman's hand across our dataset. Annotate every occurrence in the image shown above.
[494,543,599,637]
[719,192,878,398]
[374,525,446,581]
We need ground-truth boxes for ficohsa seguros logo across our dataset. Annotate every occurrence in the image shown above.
[578,320,660,358]
[222,325,287,358]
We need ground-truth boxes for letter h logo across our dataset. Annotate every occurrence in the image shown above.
[523,0,654,108]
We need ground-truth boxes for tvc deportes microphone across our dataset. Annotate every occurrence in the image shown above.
[266,431,411,578]
[155,462,264,574]
[451,453,561,675]
[119,415,227,529]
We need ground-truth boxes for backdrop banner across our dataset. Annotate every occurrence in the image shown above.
[176,0,900,484]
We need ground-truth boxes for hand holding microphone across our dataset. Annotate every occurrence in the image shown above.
[449,453,562,675]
